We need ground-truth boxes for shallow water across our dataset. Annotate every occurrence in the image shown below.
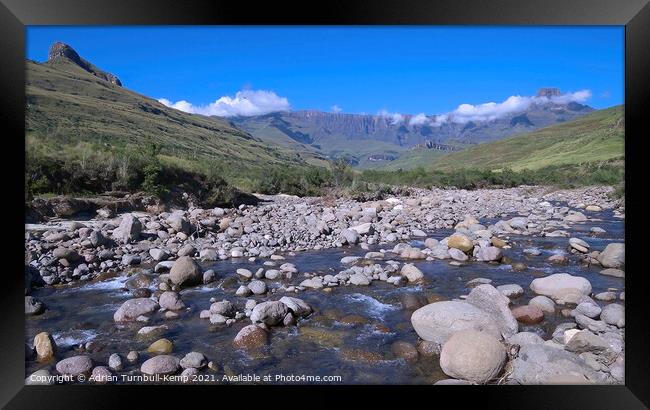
[25,206,624,384]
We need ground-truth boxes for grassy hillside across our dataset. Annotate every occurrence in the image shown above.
[430,105,624,171]
[25,59,330,198]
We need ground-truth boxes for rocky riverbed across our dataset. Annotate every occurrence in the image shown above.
[24,185,625,384]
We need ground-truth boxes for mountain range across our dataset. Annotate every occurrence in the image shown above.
[26,42,619,184]
[230,90,594,168]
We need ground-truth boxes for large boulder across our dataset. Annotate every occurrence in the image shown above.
[411,301,501,346]
[113,214,142,243]
[233,325,268,350]
[529,273,592,304]
[509,343,603,384]
[113,298,159,322]
[25,296,45,316]
[167,214,191,234]
[512,305,544,324]
[597,243,624,269]
[473,246,502,262]
[400,264,424,282]
[465,284,518,339]
[350,222,373,235]
[169,256,202,287]
[140,355,180,375]
[34,332,56,361]
[600,303,624,328]
[440,330,506,384]
[279,296,312,317]
[447,234,473,252]
[55,355,93,376]
[340,229,359,245]
[158,292,185,311]
[250,301,288,326]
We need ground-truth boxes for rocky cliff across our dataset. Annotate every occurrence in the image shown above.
[47,42,122,86]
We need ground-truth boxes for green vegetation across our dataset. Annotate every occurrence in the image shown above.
[360,160,624,191]
[25,58,625,205]
[430,106,624,171]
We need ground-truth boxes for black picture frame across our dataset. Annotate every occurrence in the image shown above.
[2,0,648,408]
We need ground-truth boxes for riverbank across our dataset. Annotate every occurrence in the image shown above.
[24,185,625,384]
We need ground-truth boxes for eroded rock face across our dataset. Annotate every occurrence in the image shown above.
[48,42,123,86]
[440,330,506,384]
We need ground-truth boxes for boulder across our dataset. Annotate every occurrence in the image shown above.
[599,268,624,278]
[158,292,185,311]
[209,300,235,317]
[440,330,506,384]
[248,280,267,295]
[180,352,207,369]
[279,296,312,317]
[113,214,142,243]
[512,305,544,324]
[565,330,610,354]
[465,284,518,339]
[529,295,555,314]
[25,296,45,316]
[597,243,624,269]
[140,355,180,375]
[167,214,191,234]
[400,264,424,282]
[497,284,523,298]
[233,325,268,349]
[113,298,159,322]
[350,222,373,235]
[448,248,468,261]
[411,301,501,346]
[448,234,473,252]
[349,273,371,286]
[529,273,592,304]
[34,332,56,361]
[149,248,169,261]
[507,331,544,346]
[600,303,624,328]
[147,338,173,354]
[55,356,93,376]
[473,246,502,262]
[250,301,288,326]
[340,229,359,245]
[169,256,202,287]
[509,343,602,384]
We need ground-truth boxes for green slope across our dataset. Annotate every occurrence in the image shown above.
[430,106,624,171]
[25,59,320,190]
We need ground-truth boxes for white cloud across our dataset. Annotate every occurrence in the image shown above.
[408,113,431,126]
[435,89,592,125]
[378,109,404,125]
[331,105,342,113]
[158,89,290,117]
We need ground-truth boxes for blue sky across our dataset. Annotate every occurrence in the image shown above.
[26,26,624,116]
